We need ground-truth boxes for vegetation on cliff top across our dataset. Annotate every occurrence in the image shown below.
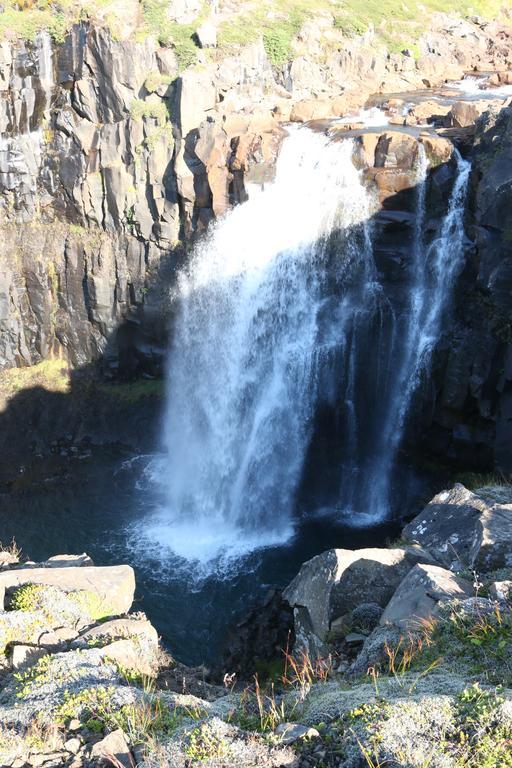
[0,0,509,63]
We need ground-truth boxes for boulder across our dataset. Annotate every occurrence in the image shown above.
[374,132,419,170]
[489,581,512,601]
[380,564,473,629]
[419,134,454,166]
[364,167,417,204]
[0,565,135,615]
[275,723,319,745]
[9,644,46,670]
[349,625,403,677]
[90,728,132,768]
[0,552,18,567]
[283,546,436,641]
[406,100,451,125]
[355,133,380,167]
[98,638,158,676]
[470,498,512,572]
[73,616,158,649]
[402,484,512,571]
[447,99,492,128]
[42,554,94,568]
[196,21,217,48]
[178,68,217,138]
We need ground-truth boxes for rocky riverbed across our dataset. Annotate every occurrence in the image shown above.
[0,481,511,767]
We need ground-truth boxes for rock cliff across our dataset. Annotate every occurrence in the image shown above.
[1,7,512,471]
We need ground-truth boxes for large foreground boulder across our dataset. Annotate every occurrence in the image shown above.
[283,546,436,641]
[0,565,135,615]
[403,484,512,571]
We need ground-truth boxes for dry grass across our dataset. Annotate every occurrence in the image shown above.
[0,359,70,411]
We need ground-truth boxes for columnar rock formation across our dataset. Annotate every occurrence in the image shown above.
[0,12,512,469]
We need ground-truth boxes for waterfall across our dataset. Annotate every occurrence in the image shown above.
[148,127,469,566]
[340,147,471,522]
[151,129,377,563]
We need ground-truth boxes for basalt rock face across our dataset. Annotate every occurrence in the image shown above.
[1,14,512,376]
[1,14,512,473]
[414,107,512,473]
[0,26,285,374]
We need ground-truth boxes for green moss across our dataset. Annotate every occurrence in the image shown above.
[68,589,110,621]
[184,725,228,763]
[144,70,175,93]
[129,98,169,125]
[10,584,47,613]
[55,684,119,728]
[97,378,164,404]
[14,654,53,699]
[141,0,200,69]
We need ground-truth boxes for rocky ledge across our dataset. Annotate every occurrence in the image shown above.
[1,482,512,767]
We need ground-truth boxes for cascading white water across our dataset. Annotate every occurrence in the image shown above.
[141,126,470,567]
[144,129,378,564]
[352,147,471,522]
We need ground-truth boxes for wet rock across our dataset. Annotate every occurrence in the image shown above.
[419,134,454,166]
[380,563,473,629]
[374,131,420,170]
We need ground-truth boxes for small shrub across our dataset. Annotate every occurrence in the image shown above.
[185,724,228,763]
[129,99,169,126]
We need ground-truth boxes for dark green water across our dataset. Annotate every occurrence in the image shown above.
[0,450,414,666]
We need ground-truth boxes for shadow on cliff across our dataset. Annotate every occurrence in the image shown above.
[0,130,509,500]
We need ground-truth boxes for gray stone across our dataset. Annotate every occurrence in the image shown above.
[489,580,512,601]
[0,565,135,615]
[284,546,436,641]
[350,625,403,677]
[345,632,367,644]
[43,554,94,568]
[90,728,132,768]
[64,738,81,754]
[73,616,158,650]
[275,722,320,744]
[10,644,46,670]
[196,21,217,48]
[38,627,79,649]
[98,638,157,677]
[0,552,18,567]
[380,564,473,630]
[403,484,512,571]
